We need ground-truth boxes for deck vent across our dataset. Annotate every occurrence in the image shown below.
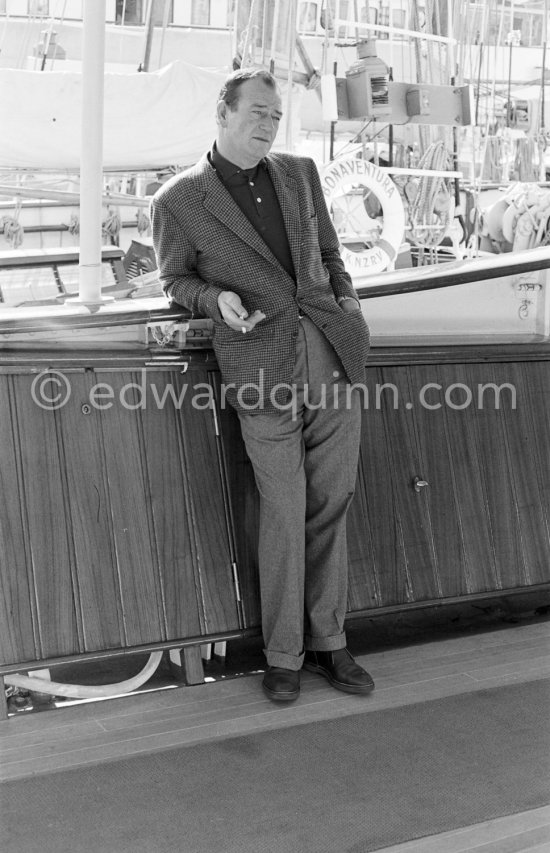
[345,39,391,120]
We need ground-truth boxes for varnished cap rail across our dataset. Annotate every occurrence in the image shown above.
[0,296,190,336]
[355,245,550,298]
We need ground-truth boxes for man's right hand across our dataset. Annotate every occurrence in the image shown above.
[218,291,266,334]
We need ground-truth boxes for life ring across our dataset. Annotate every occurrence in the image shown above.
[320,157,405,276]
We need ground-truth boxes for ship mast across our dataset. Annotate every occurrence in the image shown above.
[77,0,108,306]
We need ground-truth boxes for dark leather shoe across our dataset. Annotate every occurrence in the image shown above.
[262,666,300,702]
[303,648,374,694]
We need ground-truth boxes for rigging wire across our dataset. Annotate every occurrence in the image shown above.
[118,0,128,64]
[285,0,298,152]
[17,9,39,69]
[157,0,172,70]
[48,0,68,71]
[0,6,10,61]
[240,0,258,67]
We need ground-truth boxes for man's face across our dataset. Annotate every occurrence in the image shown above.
[216,78,283,168]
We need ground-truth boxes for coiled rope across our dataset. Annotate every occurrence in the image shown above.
[102,208,121,245]
[408,141,454,247]
[136,208,151,236]
[1,216,24,248]
[68,212,79,236]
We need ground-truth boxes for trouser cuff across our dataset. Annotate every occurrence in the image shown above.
[264,649,305,671]
[304,632,346,652]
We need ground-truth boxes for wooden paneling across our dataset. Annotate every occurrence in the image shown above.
[348,359,550,609]
[413,362,498,597]
[55,371,125,652]
[411,364,471,598]
[211,372,261,629]
[0,376,38,663]
[347,368,398,610]
[13,374,80,659]
[172,369,240,634]
[1,347,548,670]
[93,370,167,647]
[379,365,442,602]
[525,362,550,583]
[499,362,550,586]
[138,369,203,642]
[0,361,239,668]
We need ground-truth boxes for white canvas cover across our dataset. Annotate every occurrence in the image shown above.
[0,61,228,170]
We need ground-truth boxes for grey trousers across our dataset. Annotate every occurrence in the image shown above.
[238,316,363,670]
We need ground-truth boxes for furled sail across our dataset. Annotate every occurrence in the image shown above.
[0,60,227,170]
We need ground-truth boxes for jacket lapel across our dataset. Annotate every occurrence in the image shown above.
[265,157,302,280]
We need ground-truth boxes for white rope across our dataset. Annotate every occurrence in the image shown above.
[408,141,454,247]
[5,652,163,700]
[136,208,151,235]
[1,215,24,248]
[102,208,122,245]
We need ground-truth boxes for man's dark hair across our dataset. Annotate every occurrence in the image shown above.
[218,68,278,110]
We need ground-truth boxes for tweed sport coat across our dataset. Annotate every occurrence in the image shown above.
[150,151,370,413]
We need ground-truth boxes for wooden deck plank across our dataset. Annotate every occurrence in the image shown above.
[1,619,548,853]
[1,668,548,780]
[3,618,546,736]
[3,636,541,751]
[376,807,550,852]
[1,620,548,785]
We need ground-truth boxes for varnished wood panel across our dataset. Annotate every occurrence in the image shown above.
[468,362,531,590]
[174,371,240,634]
[13,374,79,659]
[93,370,167,646]
[503,362,550,586]
[410,365,470,598]
[1,347,548,670]
[346,458,380,611]
[416,363,498,596]
[138,368,204,641]
[211,373,261,628]
[348,359,550,608]
[0,376,37,663]
[54,372,125,652]
[379,365,442,601]
[525,361,550,583]
[348,368,400,609]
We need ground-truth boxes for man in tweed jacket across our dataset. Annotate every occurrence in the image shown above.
[151,68,374,701]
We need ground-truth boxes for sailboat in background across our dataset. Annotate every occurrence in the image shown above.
[0,0,549,341]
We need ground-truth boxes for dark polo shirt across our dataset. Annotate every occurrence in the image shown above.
[209,145,296,281]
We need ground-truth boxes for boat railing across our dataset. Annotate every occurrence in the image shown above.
[355,245,550,298]
[0,246,548,339]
